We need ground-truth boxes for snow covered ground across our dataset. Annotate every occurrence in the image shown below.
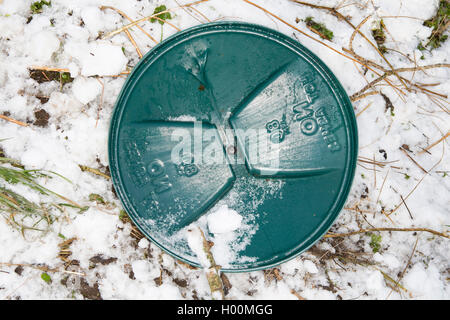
[0,0,448,300]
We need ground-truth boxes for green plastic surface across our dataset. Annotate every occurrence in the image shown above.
[108,22,358,272]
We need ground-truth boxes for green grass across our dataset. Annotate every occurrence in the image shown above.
[0,162,77,204]
[304,17,334,41]
[89,193,105,205]
[369,233,382,253]
[0,187,52,233]
[371,20,387,54]
[41,272,52,284]
[60,72,72,83]
[0,157,84,237]
[418,0,449,51]
[30,1,51,14]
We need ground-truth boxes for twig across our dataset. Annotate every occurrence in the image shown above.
[0,115,29,127]
[291,289,307,300]
[189,5,211,23]
[351,91,378,102]
[390,141,445,215]
[79,165,111,180]
[325,228,449,239]
[102,71,131,78]
[342,47,386,71]
[376,167,390,205]
[358,157,400,168]
[386,237,419,299]
[373,154,377,190]
[0,262,85,276]
[58,237,77,248]
[198,228,225,300]
[152,15,182,32]
[356,102,373,117]
[99,6,144,57]
[241,0,377,71]
[348,15,408,90]
[95,77,105,127]
[125,29,143,58]
[390,64,450,76]
[100,6,159,44]
[305,24,331,41]
[419,131,450,154]
[291,1,357,28]
[381,15,424,21]
[350,64,450,101]
[292,0,450,104]
[42,71,50,82]
[293,1,407,92]
[103,0,210,39]
[174,0,208,23]
[28,66,70,73]
[400,195,413,220]
[400,147,427,174]
[402,77,449,100]
[377,268,409,294]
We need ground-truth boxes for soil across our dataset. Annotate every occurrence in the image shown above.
[89,255,118,266]
[34,109,50,127]
[36,96,50,104]
[29,69,74,85]
[79,278,102,300]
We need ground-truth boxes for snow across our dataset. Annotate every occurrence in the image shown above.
[186,228,210,268]
[138,238,150,249]
[365,270,387,294]
[303,260,319,274]
[0,15,25,39]
[21,145,49,168]
[207,205,243,234]
[72,77,102,104]
[46,92,83,118]
[373,252,401,269]
[80,7,106,35]
[0,0,28,15]
[63,208,119,267]
[0,221,60,263]
[27,31,60,64]
[65,41,128,77]
[403,264,450,299]
[280,258,300,276]
[132,260,160,282]
[0,0,448,300]
[179,202,258,268]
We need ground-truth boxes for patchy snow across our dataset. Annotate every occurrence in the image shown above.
[0,0,448,300]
